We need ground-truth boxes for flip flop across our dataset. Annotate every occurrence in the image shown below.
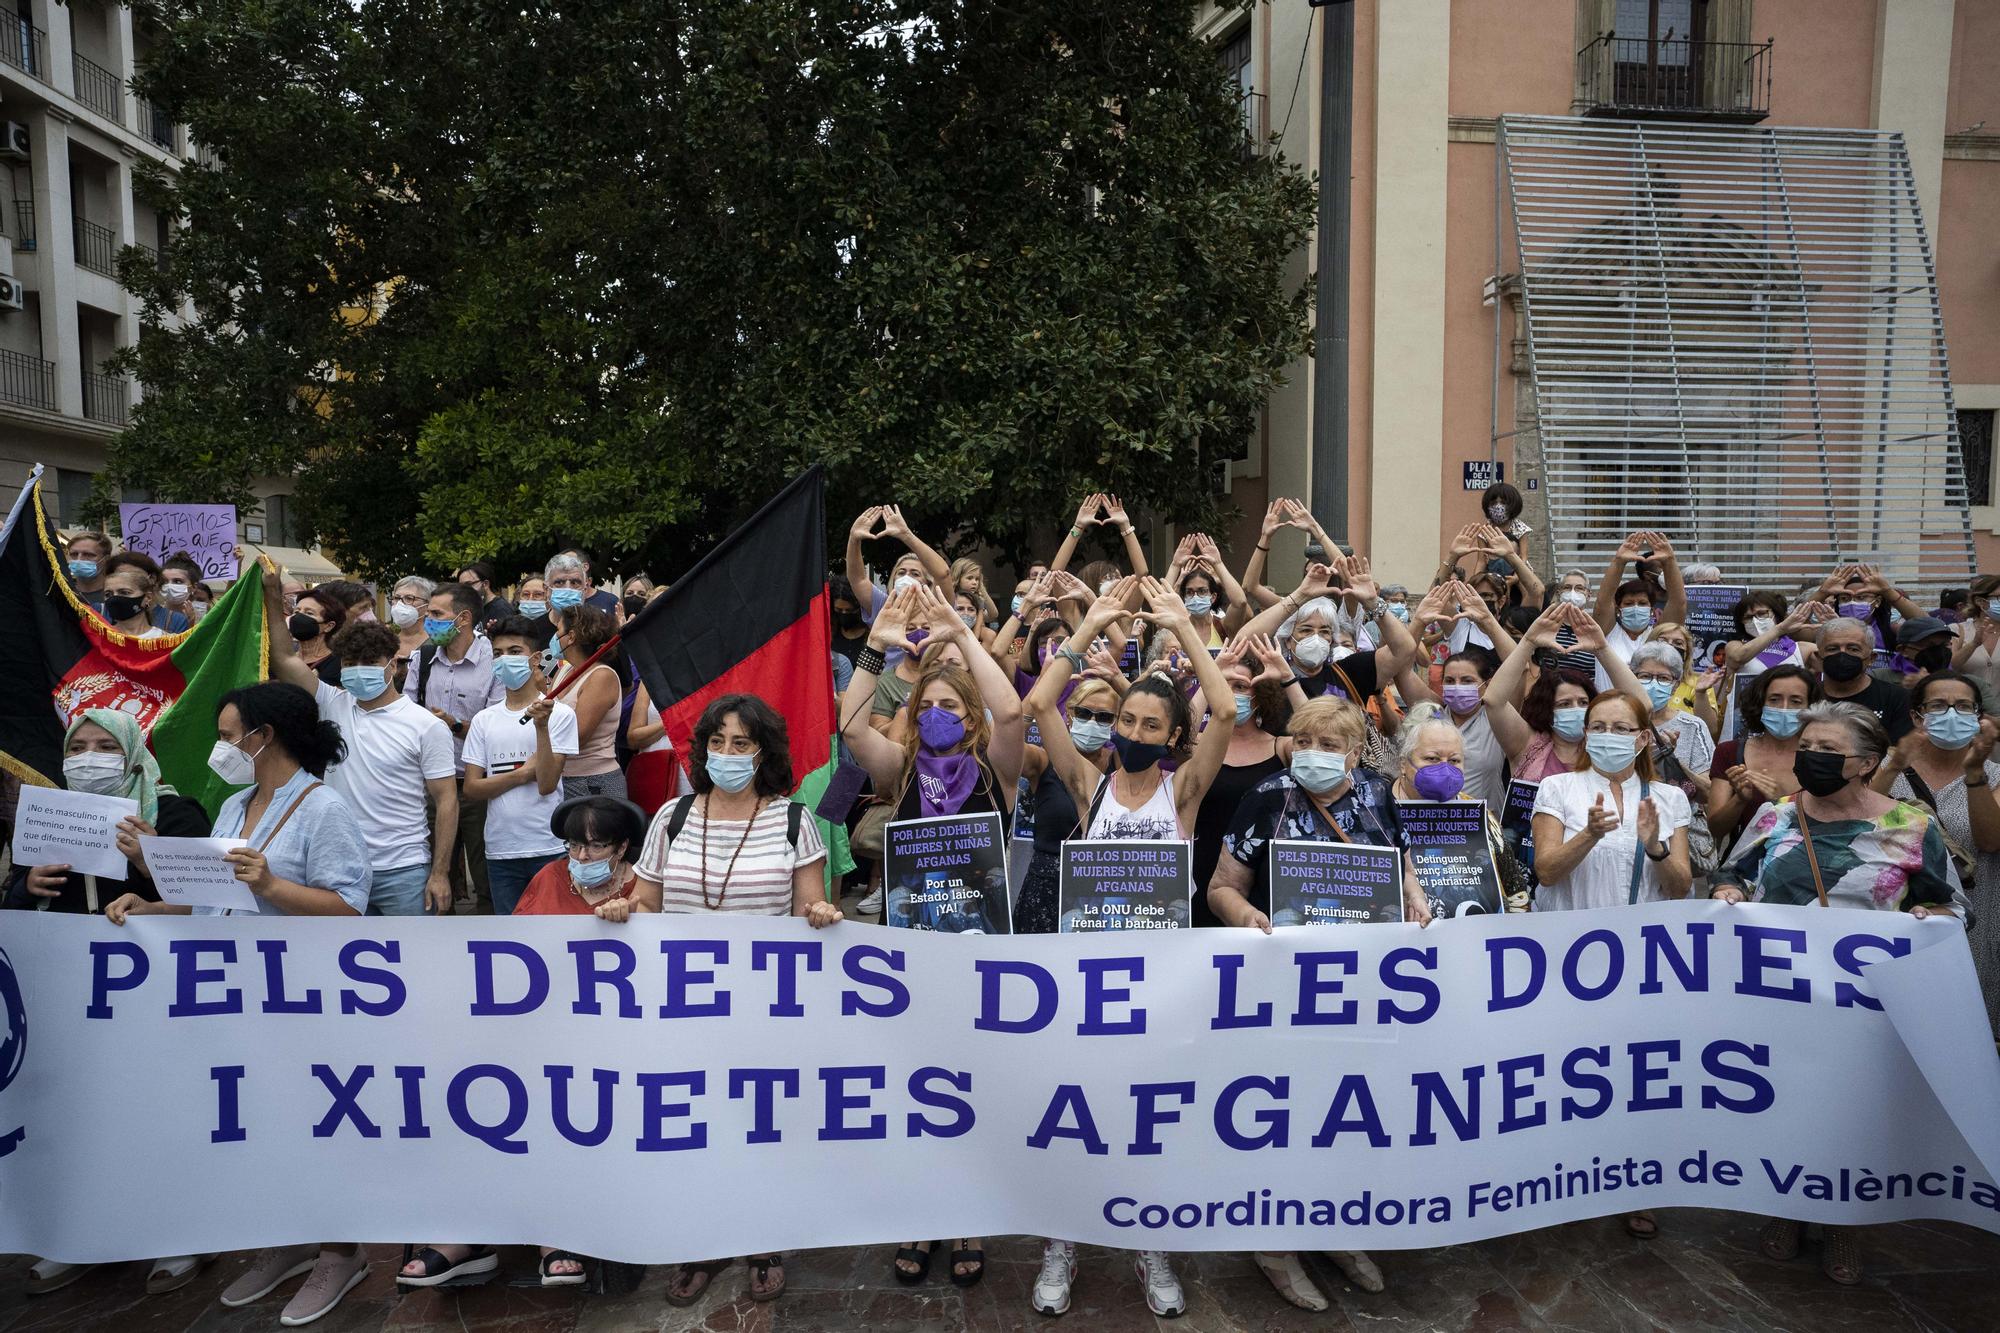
[664,1259,730,1306]
[747,1254,786,1302]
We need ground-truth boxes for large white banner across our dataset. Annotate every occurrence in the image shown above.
[2,904,1998,1263]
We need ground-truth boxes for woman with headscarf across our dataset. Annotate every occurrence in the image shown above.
[6,709,211,914]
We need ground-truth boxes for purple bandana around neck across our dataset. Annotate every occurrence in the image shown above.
[914,748,980,817]
[1754,636,1797,670]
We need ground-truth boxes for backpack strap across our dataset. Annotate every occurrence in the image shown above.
[786,799,805,850]
[1077,773,1114,840]
[665,793,698,845]
[1626,777,1652,905]
[416,645,439,709]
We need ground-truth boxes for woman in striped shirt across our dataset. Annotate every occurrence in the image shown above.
[628,692,841,1304]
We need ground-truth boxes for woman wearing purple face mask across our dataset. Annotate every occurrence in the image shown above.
[1433,650,1510,811]
[840,582,1025,1291]
[1390,711,1517,904]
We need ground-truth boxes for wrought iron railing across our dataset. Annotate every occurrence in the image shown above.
[0,346,55,410]
[0,9,45,80]
[73,216,117,276]
[135,95,175,149]
[1576,35,1772,122]
[82,368,129,425]
[71,52,124,124]
[12,198,33,251]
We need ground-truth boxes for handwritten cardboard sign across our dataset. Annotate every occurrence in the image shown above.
[118,503,238,580]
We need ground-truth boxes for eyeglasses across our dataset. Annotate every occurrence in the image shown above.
[1635,674,1677,687]
[1586,723,1642,736]
[392,594,427,608]
[565,840,619,856]
[1921,702,1979,719]
[1072,707,1116,726]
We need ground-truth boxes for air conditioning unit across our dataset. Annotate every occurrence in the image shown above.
[0,276,23,311]
[0,123,28,162]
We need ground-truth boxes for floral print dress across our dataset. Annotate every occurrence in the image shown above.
[1713,797,1964,912]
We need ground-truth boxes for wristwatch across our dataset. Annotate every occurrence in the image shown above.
[1968,775,1989,789]
[1361,599,1384,619]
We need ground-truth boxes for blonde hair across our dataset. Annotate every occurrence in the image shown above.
[1647,621,1694,677]
[1288,697,1366,751]
[947,558,998,620]
[1066,678,1118,718]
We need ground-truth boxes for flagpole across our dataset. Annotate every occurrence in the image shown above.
[517,632,623,724]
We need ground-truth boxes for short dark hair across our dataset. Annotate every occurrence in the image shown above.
[312,579,374,615]
[1731,590,1789,638]
[1614,578,1659,608]
[1021,615,1075,678]
[219,680,346,776]
[330,620,400,664]
[556,796,645,857]
[561,602,617,655]
[829,573,858,609]
[690,694,794,797]
[489,614,553,649]
[1124,673,1194,763]
[1740,665,1821,734]
[432,581,482,619]
[1911,669,1980,714]
[456,560,496,586]
[1443,648,1499,681]
[102,551,161,591]
[163,552,204,581]
[1522,667,1595,735]
[1481,482,1522,523]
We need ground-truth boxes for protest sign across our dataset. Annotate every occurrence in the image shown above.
[883,813,1010,934]
[1059,839,1190,931]
[1684,584,1745,675]
[1267,839,1403,925]
[117,503,239,581]
[1,907,1996,1265]
[1400,801,1504,919]
[1500,779,1540,883]
[137,836,257,911]
[10,785,138,881]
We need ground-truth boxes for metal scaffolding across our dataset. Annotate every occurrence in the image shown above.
[1496,115,1973,590]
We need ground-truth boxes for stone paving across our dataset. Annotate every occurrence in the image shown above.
[5,1208,1999,1332]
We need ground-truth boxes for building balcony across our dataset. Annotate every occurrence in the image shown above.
[135,95,176,150]
[0,347,55,411]
[82,368,129,425]
[71,51,124,124]
[74,216,117,277]
[0,9,46,82]
[12,198,33,251]
[1576,34,1771,123]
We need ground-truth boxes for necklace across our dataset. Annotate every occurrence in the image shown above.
[699,794,762,909]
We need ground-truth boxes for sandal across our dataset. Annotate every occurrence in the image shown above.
[1624,1211,1659,1240]
[948,1240,984,1288]
[664,1259,730,1306]
[145,1254,213,1295]
[396,1246,497,1289]
[893,1242,933,1286]
[747,1253,786,1302]
[1253,1251,1329,1312]
[539,1249,588,1288]
[1758,1217,1803,1262]
[1820,1226,1863,1286]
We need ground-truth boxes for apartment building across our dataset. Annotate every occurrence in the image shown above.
[1199,0,1998,591]
[0,0,338,578]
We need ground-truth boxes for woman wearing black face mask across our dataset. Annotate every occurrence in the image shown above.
[94,553,166,640]
[290,590,346,686]
[1710,706,1962,1286]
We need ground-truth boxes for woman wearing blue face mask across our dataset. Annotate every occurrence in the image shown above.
[1529,688,1690,1242]
[1588,530,1685,690]
[625,694,837,1304]
[1707,665,1819,848]
[1629,642,1715,807]
[1872,671,2000,1032]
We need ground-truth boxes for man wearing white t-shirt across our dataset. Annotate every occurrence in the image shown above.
[268,614,459,915]
[462,616,581,915]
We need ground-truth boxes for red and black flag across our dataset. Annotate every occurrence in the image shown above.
[621,466,840,810]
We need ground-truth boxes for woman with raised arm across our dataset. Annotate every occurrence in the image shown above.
[1486,603,1650,784]
[1015,576,1234,1320]
[1185,635,1307,927]
[840,583,1022,1290]
[1238,556,1420,708]
[1401,580,1520,810]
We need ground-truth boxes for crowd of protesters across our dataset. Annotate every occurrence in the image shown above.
[7,487,1990,1323]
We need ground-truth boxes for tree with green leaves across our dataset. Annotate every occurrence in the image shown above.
[112,0,1314,580]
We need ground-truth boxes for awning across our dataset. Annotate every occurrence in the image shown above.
[1498,115,1973,589]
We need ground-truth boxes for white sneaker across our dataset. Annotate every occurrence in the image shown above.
[25,1259,96,1295]
[1031,1239,1077,1316]
[1135,1249,1184,1318]
[858,886,884,914]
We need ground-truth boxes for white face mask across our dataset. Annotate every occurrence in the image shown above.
[389,602,423,628]
[1292,635,1331,670]
[159,582,190,604]
[893,575,919,593]
[63,751,128,795]
[1561,589,1588,608]
[207,736,264,787]
[1098,580,1116,596]
[1749,615,1775,637]
[1330,645,1356,663]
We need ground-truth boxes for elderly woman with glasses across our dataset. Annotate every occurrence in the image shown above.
[1710,699,1964,1286]
[386,575,436,690]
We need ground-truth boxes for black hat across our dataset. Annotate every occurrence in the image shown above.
[548,794,649,848]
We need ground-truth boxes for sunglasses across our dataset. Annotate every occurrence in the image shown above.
[1071,707,1117,726]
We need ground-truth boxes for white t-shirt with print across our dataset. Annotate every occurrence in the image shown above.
[315,681,458,872]
[462,698,581,860]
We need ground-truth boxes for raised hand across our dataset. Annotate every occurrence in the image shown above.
[867,584,926,656]
[1245,633,1291,685]
[1636,797,1660,850]
[1965,719,1999,777]
[1137,575,1191,633]
[1193,533,1222,565]
[1074,494,1106,530]
[1260,500,1287,541]
[1338,554,1379,602]
[1049,570,1093,605]
[1083,577,1138,632]
[1521,603,1567,649]
[1585,793,1620,839]
[1083,641,1126,684]
[880,505,914,541]
[1693,669,1723,691]
[1280,498,1316,532]
[1294,562,1334,601]
[114,815,158,865]
[1558,601,1607,652]
[1413,584,1458,626]
[849,506,887,543]
[1615,531,1653,562]
[1103,495,1132,529]
[1449,524,1482,560]
[1476,524,1514,557]
[910,584,965,642]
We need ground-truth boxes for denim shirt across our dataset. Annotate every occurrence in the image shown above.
[195,768,372,916]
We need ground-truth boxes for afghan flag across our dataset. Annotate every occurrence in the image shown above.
[0,465,268,815]
[621,466,852,895]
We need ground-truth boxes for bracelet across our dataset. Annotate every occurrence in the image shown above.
[1120,523,1133,535]
[1968,776,1989,789]
[1069,527,1082,539]
[1256,543,1270,553]
[1645,841,1670,862]
[1057,648,1087,673]
[854,646,886,676]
